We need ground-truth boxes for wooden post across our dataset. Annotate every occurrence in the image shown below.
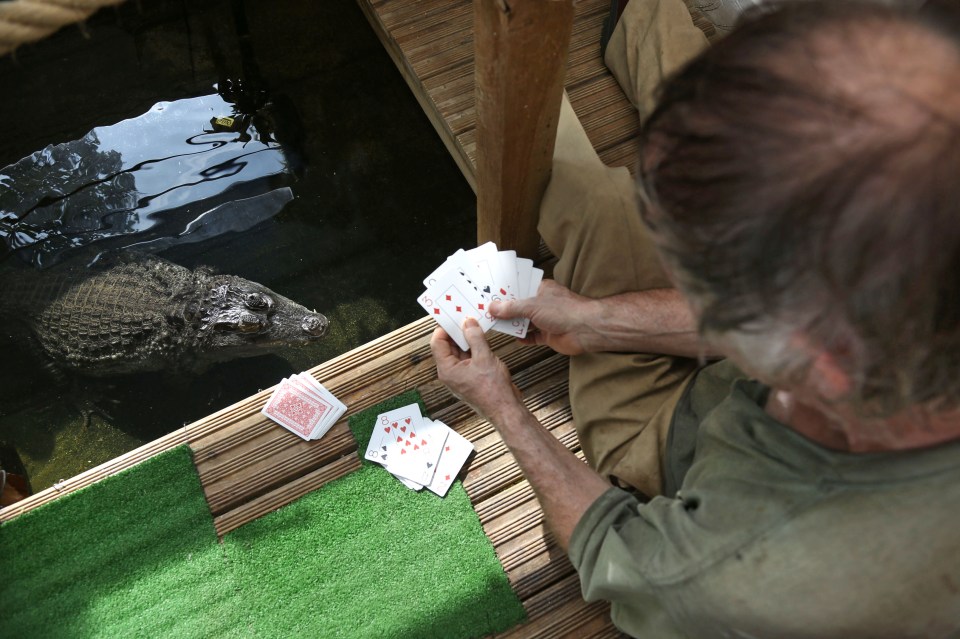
[474,0,575,259]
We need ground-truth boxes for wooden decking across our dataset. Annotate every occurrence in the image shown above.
[358,0,643,191]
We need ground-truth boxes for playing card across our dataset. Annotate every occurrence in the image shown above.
[418,267,496,351]
[426,244,505,304]
[383,416,450,485]
[423,253,456,288]
[515,257,534,298]
[394,475,424,491]
[528,267,544,300]
[421,242,547,345]
[284,376,332,439]
[262,378,333,440]
[490,250,528,338]
[424,421,474,497]
[293,373,347,439]
[458,242,502,296]
[491,252,537,338]
[493,249,519,300]
[364,403,424,466]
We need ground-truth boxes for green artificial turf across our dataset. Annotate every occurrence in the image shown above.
[0,446,242,639]
[1,393,526,639]
[223,463,525,637]
[222,389,525,637]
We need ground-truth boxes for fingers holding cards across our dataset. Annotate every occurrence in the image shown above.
[418,268,496,351]
[418,242,543,349]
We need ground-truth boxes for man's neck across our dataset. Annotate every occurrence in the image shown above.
[765,389,960,452]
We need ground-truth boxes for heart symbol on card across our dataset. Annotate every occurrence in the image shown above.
[401,449,407,455]
[421,439,428,446]
[445,446,450,451]
[384,427,391,433]
[405,418,412,424]
[411,431,417,438]
[414,445,420,450]
[400,426,406,432]
[397,436,403,443]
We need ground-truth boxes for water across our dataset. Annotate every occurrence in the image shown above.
[0,0,476,492]
[0,93,297,267]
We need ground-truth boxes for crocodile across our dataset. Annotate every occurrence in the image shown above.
[0,253,329,376]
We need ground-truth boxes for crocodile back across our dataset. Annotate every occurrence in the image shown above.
[0,257,191,372]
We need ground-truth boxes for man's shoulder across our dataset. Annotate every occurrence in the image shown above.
[652,372,960,635]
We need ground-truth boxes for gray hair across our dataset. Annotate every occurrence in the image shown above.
[638,0,960,415]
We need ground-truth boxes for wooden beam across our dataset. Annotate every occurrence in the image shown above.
[474,0,575,259]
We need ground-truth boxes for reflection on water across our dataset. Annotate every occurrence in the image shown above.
[0,92,299,269]
[0,0,477,494]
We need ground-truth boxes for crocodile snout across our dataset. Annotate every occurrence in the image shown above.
[301,313,329,337]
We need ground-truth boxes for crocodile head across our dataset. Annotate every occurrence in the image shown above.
[181,274,329,359]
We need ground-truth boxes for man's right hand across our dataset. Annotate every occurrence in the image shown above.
[489,280,599,356]
[491,280,709,359]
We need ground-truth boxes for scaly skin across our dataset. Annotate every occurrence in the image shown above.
[0,253,329,376]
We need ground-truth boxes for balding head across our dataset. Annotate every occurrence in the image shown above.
[638,1,960,415]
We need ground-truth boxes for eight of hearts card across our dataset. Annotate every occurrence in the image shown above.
[261,373,347,441]
[419,242,543,350]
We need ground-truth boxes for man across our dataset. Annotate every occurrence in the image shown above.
[430,1,960,637]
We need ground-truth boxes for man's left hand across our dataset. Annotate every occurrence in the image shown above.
[430,318,522,422]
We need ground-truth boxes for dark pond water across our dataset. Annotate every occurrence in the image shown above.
[0,0,475,492]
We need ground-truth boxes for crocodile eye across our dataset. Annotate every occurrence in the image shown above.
[243,292,270,310]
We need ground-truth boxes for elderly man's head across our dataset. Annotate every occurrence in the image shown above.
[639,0,960,416]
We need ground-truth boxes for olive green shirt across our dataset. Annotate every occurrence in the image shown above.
[569,361,960,638]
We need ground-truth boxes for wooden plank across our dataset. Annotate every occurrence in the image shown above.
[474,0,575,259]
[355,0,477,191]
[214,454,361,537]
[496,573,621,638]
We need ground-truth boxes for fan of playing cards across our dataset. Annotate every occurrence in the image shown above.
[364,403,474,497]
[261,373,347,441]
[418,242,544,351]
